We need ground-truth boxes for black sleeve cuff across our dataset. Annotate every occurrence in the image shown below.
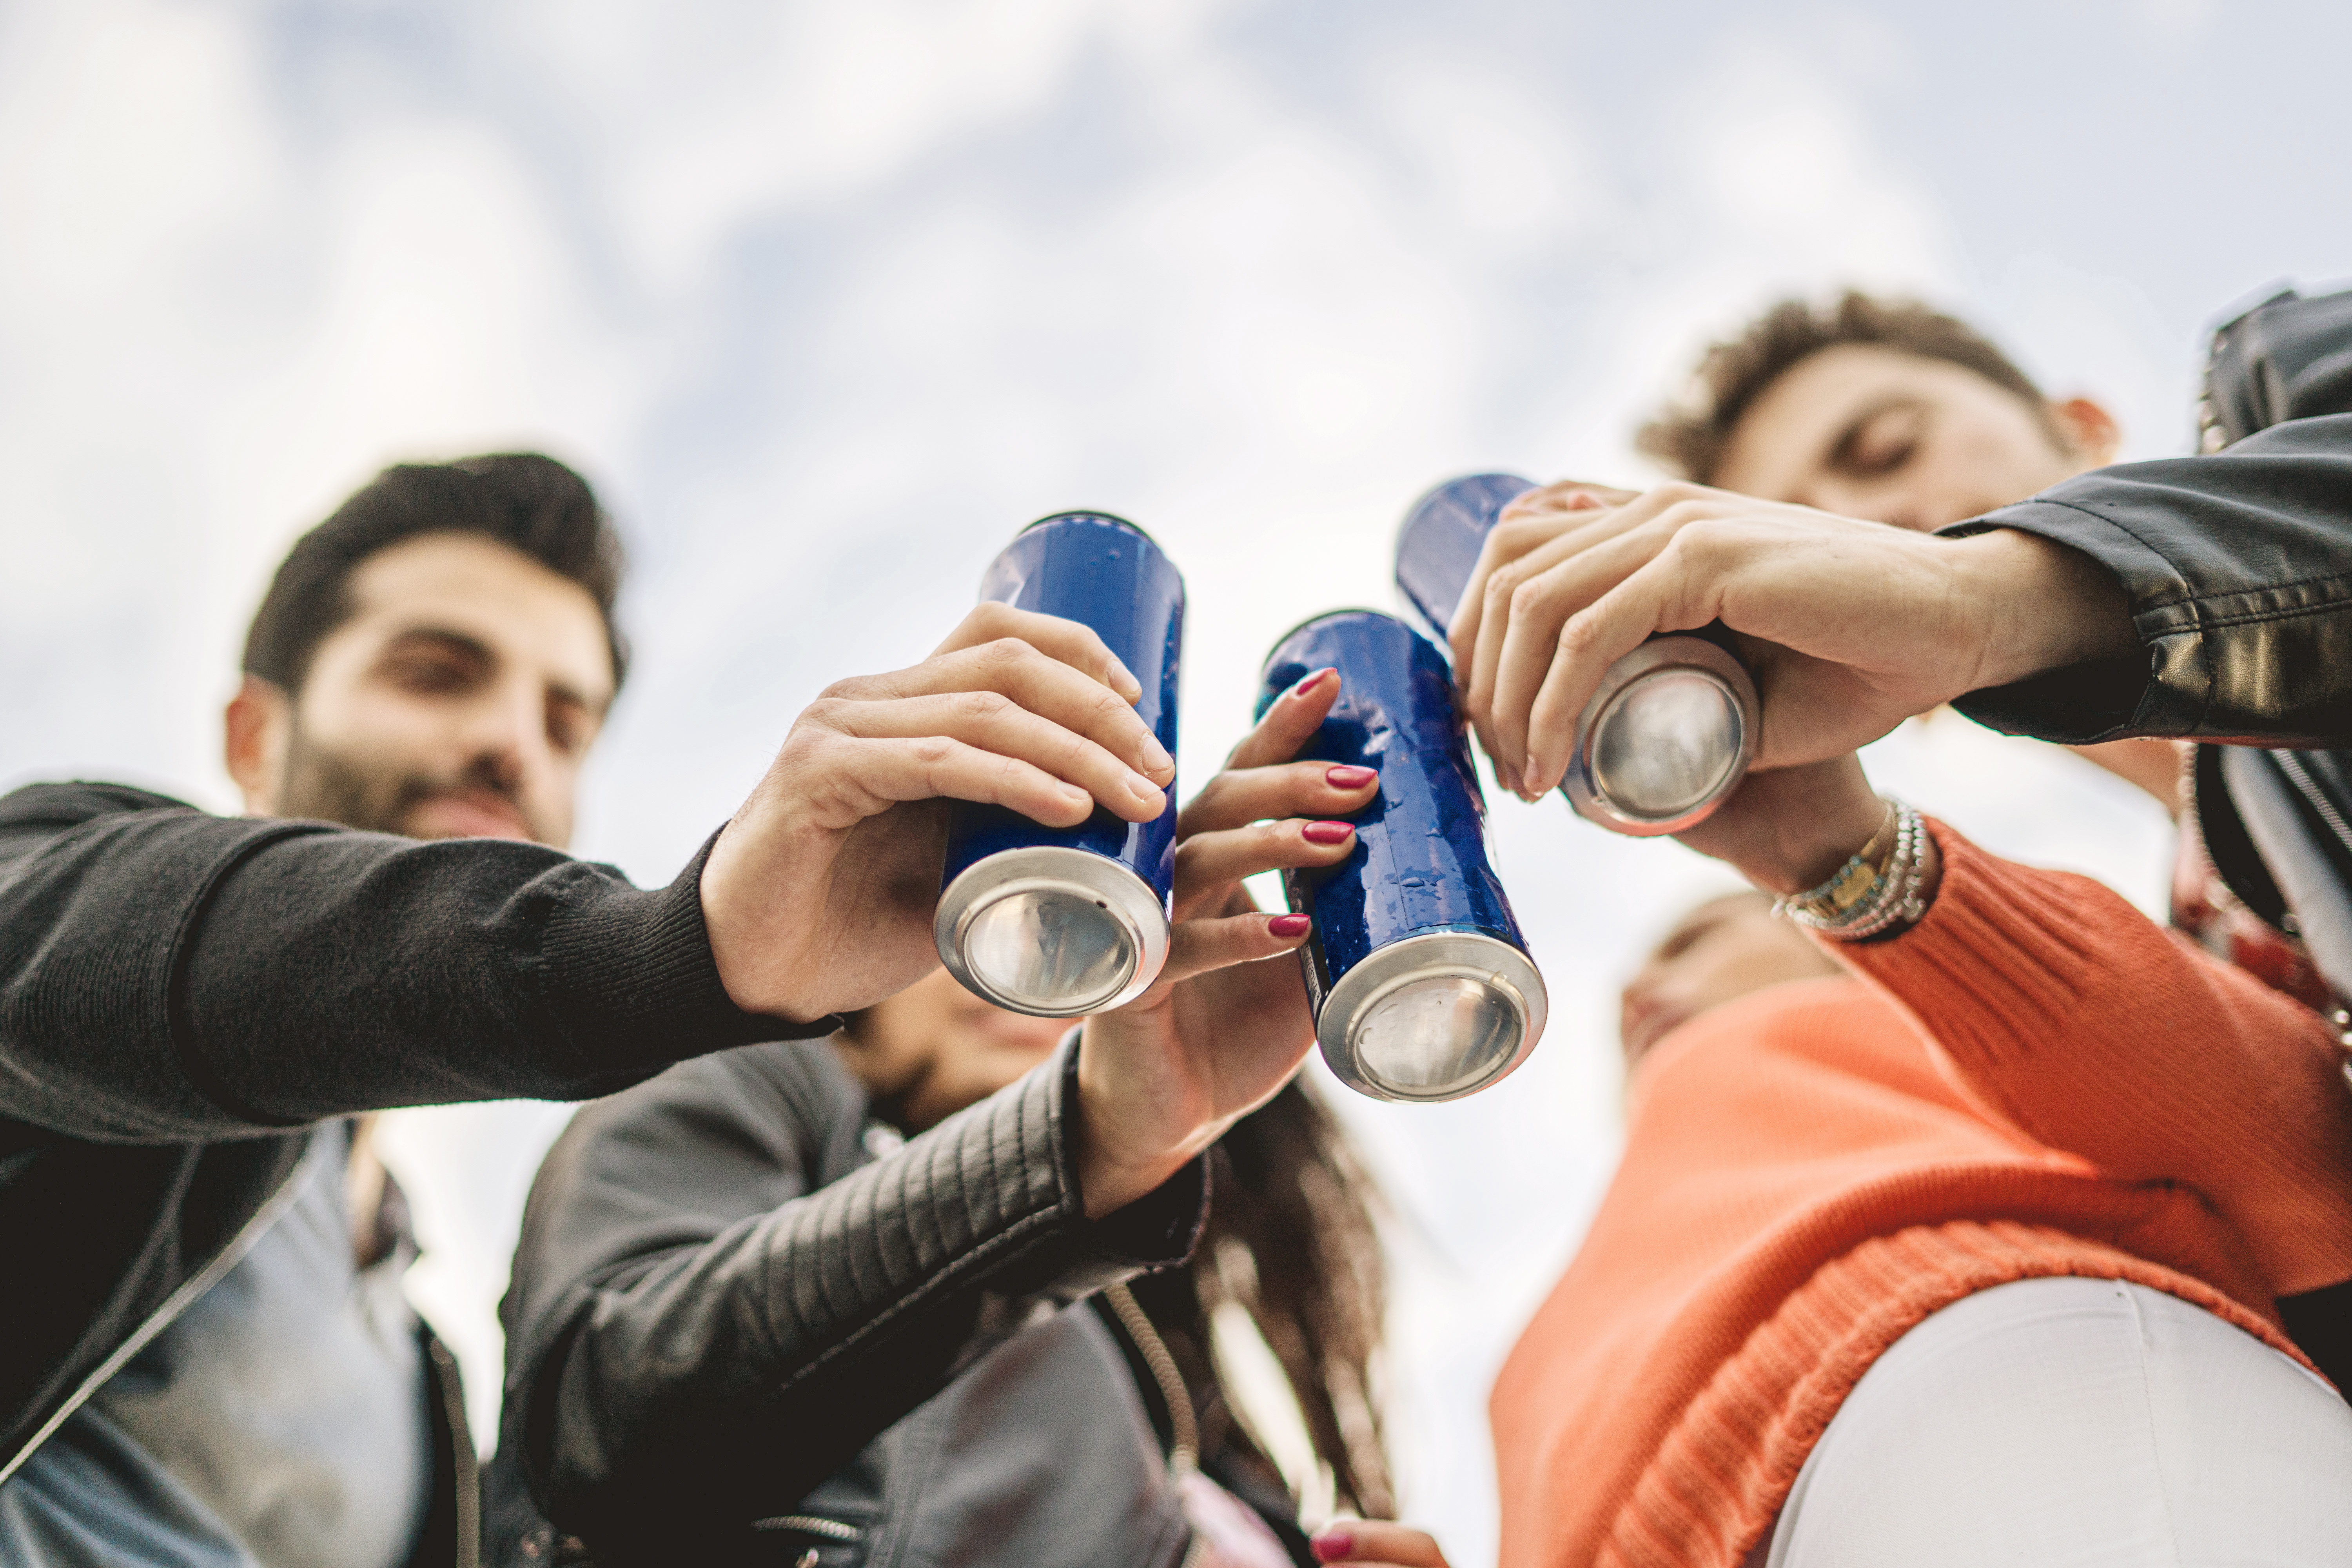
[539,829,841,1074]
[1050,1033,1209,1283]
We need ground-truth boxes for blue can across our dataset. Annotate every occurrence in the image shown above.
[1395,473,1760,837]
[1257,611,1546,1102]
[933,512,1183,1017]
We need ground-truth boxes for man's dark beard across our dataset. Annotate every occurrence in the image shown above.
[278,725,535,840]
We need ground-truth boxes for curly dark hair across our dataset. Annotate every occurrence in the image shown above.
[1636,290,2056,485]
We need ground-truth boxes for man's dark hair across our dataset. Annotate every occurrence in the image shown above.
[242,452,628,694]
[1636,290,2057,485]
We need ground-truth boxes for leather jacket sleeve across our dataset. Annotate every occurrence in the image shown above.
[1947,289,2352,747]
[497,1038,1207,1557]
[0,781,816,1141]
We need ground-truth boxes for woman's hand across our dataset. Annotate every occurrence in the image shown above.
[1071,667,1378,1217]
[1310,1521,1452,1566]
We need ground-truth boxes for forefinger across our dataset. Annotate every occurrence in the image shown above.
[1447,488,1622,677]
[932,601,1145,705]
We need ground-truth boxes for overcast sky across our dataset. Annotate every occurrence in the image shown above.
[5,0,2346,1559]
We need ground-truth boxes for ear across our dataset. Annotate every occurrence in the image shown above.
[2050,397,2121,468]
[224,675,294,817]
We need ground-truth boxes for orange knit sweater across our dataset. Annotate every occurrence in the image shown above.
[1490,823,2352,1568]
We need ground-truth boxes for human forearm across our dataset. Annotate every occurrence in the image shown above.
[1834,822,2352,1295]
[0,781,808,1138]
[517,1047,1204,1547]
[1950,417,2352,745]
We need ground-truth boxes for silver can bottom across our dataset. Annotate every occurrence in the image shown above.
[934,845,1171,1018]
[1318,930,1547,1103]
[1564,635,1759,837]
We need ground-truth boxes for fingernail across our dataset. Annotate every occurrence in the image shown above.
[1325,765,1376,789]
[1127,773,1165,807]
[1139,733,1174,775]
[1105,657,1142,698]
[1310,1530,1354,1563]
[1269,913,1310,938]
[1291,667,1334,699]
[1522,755,1546,795]
[1301,820,1354,845]
[1061,783,1093,811]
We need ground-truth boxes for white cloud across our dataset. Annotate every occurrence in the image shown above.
[0,3,2310,1559]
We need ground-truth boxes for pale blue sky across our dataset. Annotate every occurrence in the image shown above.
[1,1,2337,1557]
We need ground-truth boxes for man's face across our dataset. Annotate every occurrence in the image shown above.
[1710,344,2109,530]
[254,532,614,848]
[1618,892,1842,1069]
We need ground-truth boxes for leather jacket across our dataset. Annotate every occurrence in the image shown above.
[1941,287,2352,1377]
[485,1036,1251,1567]
[1947,287,2352,749]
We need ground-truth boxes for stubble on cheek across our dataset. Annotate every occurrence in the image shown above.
[277,724,448,837]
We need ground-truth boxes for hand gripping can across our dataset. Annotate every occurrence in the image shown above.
[1258,611,1546,1102]
[933,512,1183,1017]
[1395,473,1760,837]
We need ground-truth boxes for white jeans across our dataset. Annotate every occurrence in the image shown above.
[1763,1276,2352,1567]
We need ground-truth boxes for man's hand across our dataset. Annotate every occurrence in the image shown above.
[1446,479,2138,797]
[1071,666,1379,1217]
[699,603,1177,1024]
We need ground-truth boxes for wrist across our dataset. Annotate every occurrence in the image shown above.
[1071,1026,1198,1220]
[1960,528,2137,690]
[1756,784,1889,895]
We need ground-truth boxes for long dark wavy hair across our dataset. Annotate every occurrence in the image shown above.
[1125,1076,1393,1519]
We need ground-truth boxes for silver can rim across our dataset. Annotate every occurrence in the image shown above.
[1316,929,1548,1103]
[1563,635,1759,837]
[933,844,1171,1018]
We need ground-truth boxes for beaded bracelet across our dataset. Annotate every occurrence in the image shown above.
[1773,798,1929,942]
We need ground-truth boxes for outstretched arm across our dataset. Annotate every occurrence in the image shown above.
[0,604,1176,1142]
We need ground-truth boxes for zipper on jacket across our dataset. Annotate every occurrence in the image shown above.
[1103,1282,1212,1568]
[2269,750,2352,860]
[750,1514,863,1541]
[0,1148,310,1486]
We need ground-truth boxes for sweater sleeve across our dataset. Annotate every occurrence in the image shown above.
[0,781,820,1142]
[1830,820,2352,1298]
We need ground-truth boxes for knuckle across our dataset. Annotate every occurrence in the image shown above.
[979,635,1031,671]
[1510,576,1551,617]
[908,735,958,768]
[955,688,1013,723]
[1557,614,1601,655]
[1653,479,1707,507]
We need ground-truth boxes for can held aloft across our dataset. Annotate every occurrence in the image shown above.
[1394,472,1761,837]
[933,512,1183,1018]
[1257,611,1546,1102]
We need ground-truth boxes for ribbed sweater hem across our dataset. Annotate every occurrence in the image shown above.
[1597,1219,2305,1568]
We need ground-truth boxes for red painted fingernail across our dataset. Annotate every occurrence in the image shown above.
[1311,1531,1354,1563]
[1268,913,1310,938]
[1291,667,1335,698]
[1325,765,1376,789]
[1302,820,1354,845]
